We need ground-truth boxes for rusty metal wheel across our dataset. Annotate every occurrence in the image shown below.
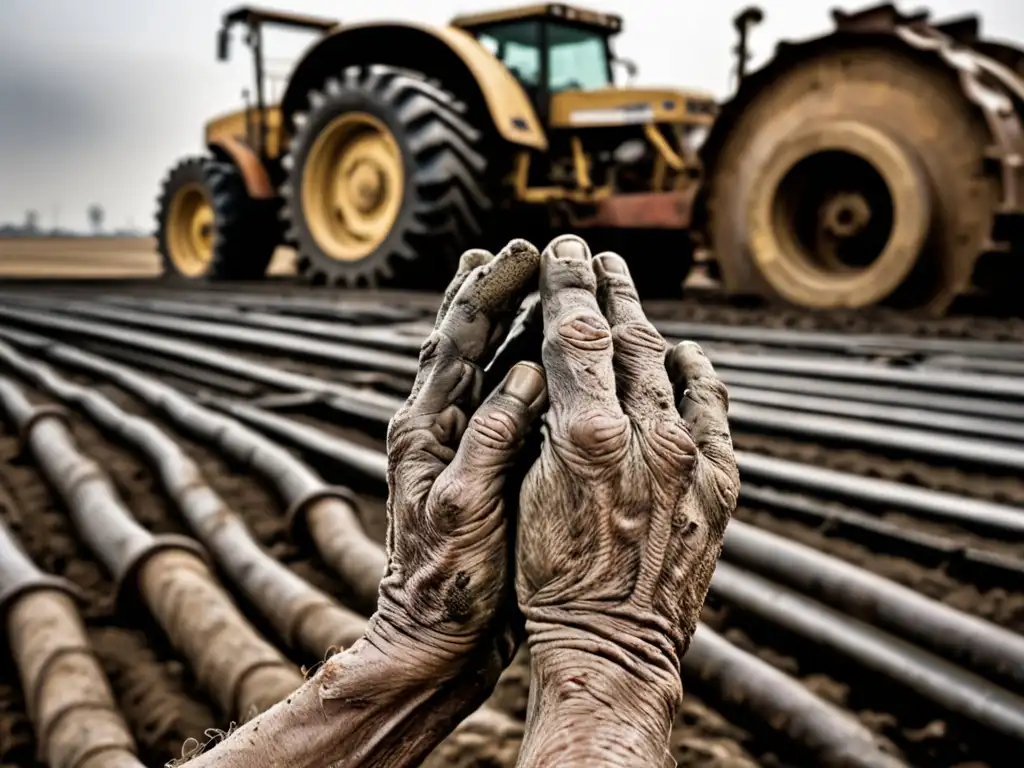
[746,120,932,308]
[705,43,999,312]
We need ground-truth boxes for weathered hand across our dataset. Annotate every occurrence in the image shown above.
[515,235,739,767]
[373,238,546,688]
[182,242,545,768]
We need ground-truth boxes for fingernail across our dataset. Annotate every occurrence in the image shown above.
[551,237,588,262]
[502,362,546,403]
[594,253,629,277]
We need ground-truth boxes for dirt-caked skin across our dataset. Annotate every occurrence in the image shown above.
[516,237,739,767]
[182,235,738,768]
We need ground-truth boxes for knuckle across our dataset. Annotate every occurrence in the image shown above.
[715,469,740,516]
[687,375,730,412]
[431,475,467,517]
[417,331,443,366]
[445,298,480,329]
[552,310,612,352]
[469,407,520,451]
[600,280,640,304]
[386,413,405,446]
[385,421,414,461]
[651,419,697,462]
[701,377,731,410]
[722,454,741,498]
[613,321,666,356]
[569,409,629,456]
[699,453,740,523]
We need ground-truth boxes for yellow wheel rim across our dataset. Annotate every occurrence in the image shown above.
[166,183,215,277]
[301,112,404,262]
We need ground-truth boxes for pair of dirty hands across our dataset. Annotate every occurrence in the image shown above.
[192,235,738,768]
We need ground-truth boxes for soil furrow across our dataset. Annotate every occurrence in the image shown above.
[0,419,215,765]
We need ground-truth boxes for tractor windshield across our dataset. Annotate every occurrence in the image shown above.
[548,24,610,92]
[475,20,611,96]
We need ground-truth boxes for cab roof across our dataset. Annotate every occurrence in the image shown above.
[450,3,623,33]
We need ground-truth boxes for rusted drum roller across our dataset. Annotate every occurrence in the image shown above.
[744,118,933,309]
[703,27,1009,312]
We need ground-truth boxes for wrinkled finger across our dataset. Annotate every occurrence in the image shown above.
[666,341,739,514]
[539,235,618,413]
[593,252,675,421]
[431,361,548,515]
[433,249,494,331]
[405,249,495,406]
[404,239,541,420]
[387,241,539,513]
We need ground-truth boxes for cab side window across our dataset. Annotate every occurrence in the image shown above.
[477,21,542,91]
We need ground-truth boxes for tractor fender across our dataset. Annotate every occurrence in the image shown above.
[280,22,547,150]
[207,136,276,200]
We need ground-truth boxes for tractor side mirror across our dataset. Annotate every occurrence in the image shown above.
[217,27,231,61]
[733,6,764,33]
[613,56,638,85]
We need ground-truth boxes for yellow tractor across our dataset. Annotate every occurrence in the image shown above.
[155,4,716,294]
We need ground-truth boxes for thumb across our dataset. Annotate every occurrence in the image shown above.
[438,362,547,497]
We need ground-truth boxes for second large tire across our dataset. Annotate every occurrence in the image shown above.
[156,156,280,282]
[281,64,493,288]
[704,43,999,312]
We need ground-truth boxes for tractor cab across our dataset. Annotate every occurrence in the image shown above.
[454,3,717,202]
[451,3,621,119]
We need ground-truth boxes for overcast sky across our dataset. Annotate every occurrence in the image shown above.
[1,0,1021,231]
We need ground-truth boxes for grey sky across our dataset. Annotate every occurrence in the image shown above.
[1,0,1021,232]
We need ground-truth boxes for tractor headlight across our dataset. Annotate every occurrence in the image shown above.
[613,139,647,165]
[684,126,710,153]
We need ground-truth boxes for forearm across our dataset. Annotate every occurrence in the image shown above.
[185,618,499,768]
[517,641,681,768]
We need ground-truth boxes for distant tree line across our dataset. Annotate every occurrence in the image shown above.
[0,206,145,238]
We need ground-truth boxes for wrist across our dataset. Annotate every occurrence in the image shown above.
[363,609,472,684]
[525,606,686,693]
[518,636,681,768]
[366,605,515,688]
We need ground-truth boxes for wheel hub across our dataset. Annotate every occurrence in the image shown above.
[167,183,215,277]
[345,159,386,214]
[821,192,872,239]
[302,113,404,262]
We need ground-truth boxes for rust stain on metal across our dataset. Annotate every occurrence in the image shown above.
[576,189,696,229]
[211,136,276,199]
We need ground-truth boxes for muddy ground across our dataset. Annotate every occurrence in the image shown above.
[0,290,1022,767]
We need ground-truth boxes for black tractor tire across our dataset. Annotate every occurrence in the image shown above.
[156,156,280,281]
[281,64,493,288]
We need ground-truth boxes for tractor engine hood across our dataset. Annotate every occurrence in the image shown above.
[548,88,718,129]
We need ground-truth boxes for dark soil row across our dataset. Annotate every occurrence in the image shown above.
[645,292,1024,341]
[2,285,1023,766]
[0,419,215,766]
